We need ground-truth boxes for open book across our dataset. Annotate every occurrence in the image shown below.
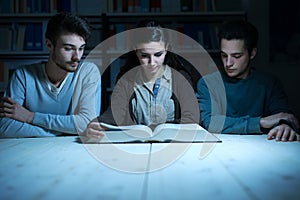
[82,123,221,144]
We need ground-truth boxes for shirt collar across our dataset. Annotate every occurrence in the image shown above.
[134,65,172,85]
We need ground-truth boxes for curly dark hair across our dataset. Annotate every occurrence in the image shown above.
[45,12,91,46]
[218,20,259,55]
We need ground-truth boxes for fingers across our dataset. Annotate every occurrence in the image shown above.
[267,124,298,142]
[86,122,105,139]
[0,97,16,116]
[0,101,14,118]
[283,128,295,142]
[267,126,283,141]
[296,134,300,141]
[1,96,16,104]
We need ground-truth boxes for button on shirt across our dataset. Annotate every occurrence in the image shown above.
[131,65,174,126]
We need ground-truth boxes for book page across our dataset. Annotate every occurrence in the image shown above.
[100,122,151,132]
[84,122,153,143]
[151,123,220,143]
[84,123,220,143]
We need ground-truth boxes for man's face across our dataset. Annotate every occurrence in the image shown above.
[49,33,86,72]
[220,39,254,79]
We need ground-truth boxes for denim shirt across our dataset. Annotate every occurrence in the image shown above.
[131,65,174,126]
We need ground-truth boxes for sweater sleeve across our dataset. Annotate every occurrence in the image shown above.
[101,75,135,126]
[172,69,200,124]
[31,62,101,134]
[0,118,57,137]
[196,74,262,134]
[266,75,292,115]
[0,68,57,137]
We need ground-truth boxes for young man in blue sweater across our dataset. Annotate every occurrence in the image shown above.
[197,20,299,141]
[0,13,101,137]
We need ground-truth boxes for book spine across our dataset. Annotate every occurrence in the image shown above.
[180,0,193,12]
[108,24,116,49]
[108,0,114,12]
[19,0,26,13]
[0,0,11,13]
[127,0,134,12]
[86,24,102,50]
[24,23,34,50]
[0,61,6,95]
[140,0,149,12]
[16,25,26,51]
[57,0,71,12]
[0,26,13,51]
[115,23,126,50]
[42,0,51,13]
[53,0,58,12]
[76,0,103,14]
[34,23,43,50]
[0,61,4,82]
[116,0,123,12]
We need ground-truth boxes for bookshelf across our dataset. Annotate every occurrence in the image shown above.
[0,0,247,109]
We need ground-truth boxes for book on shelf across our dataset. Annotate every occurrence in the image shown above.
[34,23,43,50]
[127,0,135,12]
[0,0,11,13]
[106,23,134,50]
[76,0,103,14]
[24,23,43,51]
[180,0,216,12]
[193,0,217,11]
[115,23,127,50]
[209,25,219,50]
[102,0,216,13]
[16,25,26,51]
[140,0,150,12]
[86,24,102,50]
[0,22,45,52]
[183,23,210,49]
[0,61,4,82]
[0,61,5,95]
[183,23,219,50]
[82,122,221,144]
[180,0,193,12]
[24,23,35,50]
[150,0,161,12]
[0,26,12,51]
[109,56,126,89]
[0,0,71,14]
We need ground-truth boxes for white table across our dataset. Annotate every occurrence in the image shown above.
[0,135,299,200]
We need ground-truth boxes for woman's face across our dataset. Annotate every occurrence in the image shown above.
[135,41,167,79]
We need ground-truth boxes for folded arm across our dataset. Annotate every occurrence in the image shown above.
[0,63,101,137]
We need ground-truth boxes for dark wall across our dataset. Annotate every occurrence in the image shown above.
[245,0,300,118]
